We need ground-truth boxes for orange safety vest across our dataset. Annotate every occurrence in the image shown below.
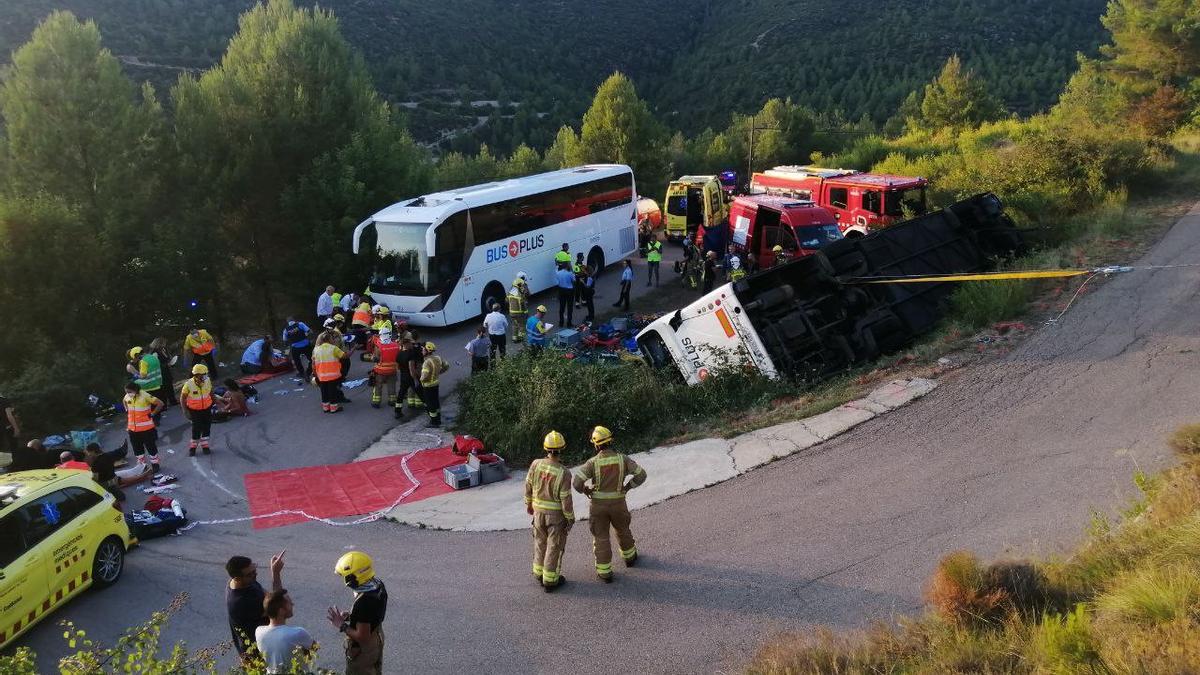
[352,304,371,327]
[181,378,213,411]
[313,343,344,382]
[189,331,215,355]
[124,392,158,432]
[373,341,400,375]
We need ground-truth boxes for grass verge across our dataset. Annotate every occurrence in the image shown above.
[747,423,1200,674]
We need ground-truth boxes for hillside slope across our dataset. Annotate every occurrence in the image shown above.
[0,0,1108,144]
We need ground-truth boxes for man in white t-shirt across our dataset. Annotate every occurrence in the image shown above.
[256,590,316,674]
[483,302,509,361]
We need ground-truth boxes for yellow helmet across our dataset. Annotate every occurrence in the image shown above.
[191,363,209,375]
[535,305,547,313]
[128,347,143,360]
[424,341,436,352]
[591,425,614,447]
[543,430,566,452]
[772,245,784,253]
[378,307,390,315]
[334,551,375,588]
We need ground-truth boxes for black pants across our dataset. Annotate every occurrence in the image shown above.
[159,361,178,405]
[191,352,217,377]
[471,357,489,374]
[614,281,631,310]
[189,409,212,440]
[396,374,422,410]
[290,343,313,376]
[647,261,660,286]
[423,383,441,425]
[319,380,340,405]
[557,287,573,326]
[488,334,507,360]
[583,289,595,322]
[129,429,159,463]
[240,363,262,375]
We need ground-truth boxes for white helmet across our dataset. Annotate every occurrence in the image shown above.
[379,328,393,343]
[371,304,383,314]
[517,271,528,280]
[323,318,337,328]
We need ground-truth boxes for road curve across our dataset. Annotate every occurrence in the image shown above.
[17,204,1200,673]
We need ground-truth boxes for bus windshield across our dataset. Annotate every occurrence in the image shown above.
[364,222,432,294]
[794,224,842,249]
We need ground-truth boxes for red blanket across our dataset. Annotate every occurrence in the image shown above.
[243,446,461,529]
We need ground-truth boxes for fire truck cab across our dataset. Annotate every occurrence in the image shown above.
[729,195,843,268]
[750,166,928,237]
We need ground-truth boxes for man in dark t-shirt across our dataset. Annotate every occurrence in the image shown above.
[225,551,285,657]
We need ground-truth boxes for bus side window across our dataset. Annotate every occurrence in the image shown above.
[433,211,468,297]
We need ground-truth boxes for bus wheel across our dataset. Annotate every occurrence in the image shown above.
[587,247,605,278]
[481,282,506,317]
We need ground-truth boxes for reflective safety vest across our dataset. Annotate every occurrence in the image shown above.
[181,378,213,411]
[124,391,159,432]
[574,451,647,500]
[373,341,400,375]
[730,267,747,282]
[352,304,371,327]
[524,458,575,518]
[134,353,163,391]
[508,286,527,314]
[647,240,663,263]
[331,292,342,306]
[420,355,448,387]
[313,342,345,382]
[188,330,215,355]
[372,318,393,334]
[554,251,571,265]
[526,316,547,346]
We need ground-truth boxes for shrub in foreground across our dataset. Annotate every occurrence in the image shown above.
[457,351,791,466]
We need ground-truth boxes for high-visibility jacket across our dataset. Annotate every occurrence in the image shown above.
[525,459,574,518]
[507,285,527,314]
[373,341,400,375]
[331,292,342,307]
[730,267,746,282]
[646,240,663,263]
[313,342,346,382]
[186,330,216,355]
[134,353,163,391]
[554,251,571,266]
[351,303,371,327]
[573,450,647,500]
[526,316,547,346]
[420,355,448,387]
[372,318,393,334]
[181,377,213,411]
[124,391,160,432]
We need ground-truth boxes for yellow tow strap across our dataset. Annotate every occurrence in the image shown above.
[850,269,1093,284]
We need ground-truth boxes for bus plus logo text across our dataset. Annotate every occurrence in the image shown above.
[486,234,544,263]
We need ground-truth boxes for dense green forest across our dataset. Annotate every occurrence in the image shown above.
[0,0,1107,154]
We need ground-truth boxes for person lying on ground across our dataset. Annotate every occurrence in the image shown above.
[216,378,252,417]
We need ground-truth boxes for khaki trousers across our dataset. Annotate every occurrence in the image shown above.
[590,498,636,576]
[531,510,569,584]
[345,626,384,675]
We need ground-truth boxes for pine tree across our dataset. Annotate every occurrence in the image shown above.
[919,55,1004,130]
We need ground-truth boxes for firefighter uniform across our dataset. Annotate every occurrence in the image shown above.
[525,431,574,591]
[419,343,448,427]
[507,276,529,343]
[572,426,647,581]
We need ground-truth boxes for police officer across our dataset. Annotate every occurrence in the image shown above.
[525,431,574,592]
[573,426,647,582]
[645,235,663,286]
[328,551,388,675]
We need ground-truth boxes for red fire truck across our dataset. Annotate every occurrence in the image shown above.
[750,166,928,237]
[727,195,842,268]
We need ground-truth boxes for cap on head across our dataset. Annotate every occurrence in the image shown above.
[333,314,345,322]
[334,550,375,588]
[536,305,547,313]
[543,430,566,452]
[191,363,209,375]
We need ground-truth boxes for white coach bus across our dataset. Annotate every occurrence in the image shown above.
[353,165,638,326]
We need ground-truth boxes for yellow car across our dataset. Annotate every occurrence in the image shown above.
[0,469,134,649]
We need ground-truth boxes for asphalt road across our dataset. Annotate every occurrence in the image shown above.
[13,204,1200,673]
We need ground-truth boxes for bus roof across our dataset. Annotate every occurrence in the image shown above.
[369,164,632,225]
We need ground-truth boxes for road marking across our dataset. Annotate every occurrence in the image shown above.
[191,457,244,501]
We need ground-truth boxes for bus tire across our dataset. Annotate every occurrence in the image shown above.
[587,247,605,278]
[481,282,506,317]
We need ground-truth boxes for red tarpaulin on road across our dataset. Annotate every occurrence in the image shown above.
[243,446,462,529]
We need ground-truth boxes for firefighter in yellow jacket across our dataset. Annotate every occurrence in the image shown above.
[525,430,574,592]
[572,425,646,582]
